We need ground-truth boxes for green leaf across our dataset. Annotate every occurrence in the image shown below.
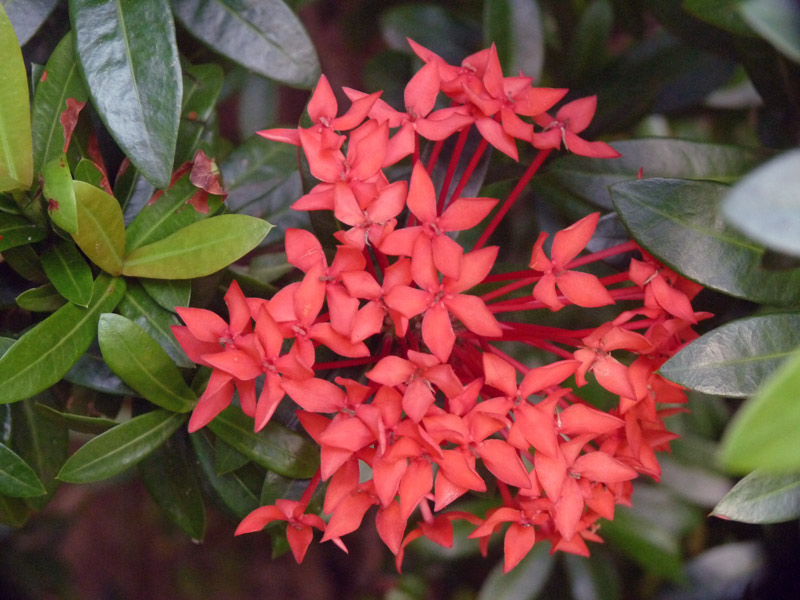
[31,31,89,176]
[16,283,67,312]
[611,178,800,305]
[64,341,136,396]
[207,407,318,478]
[477,541,554,600]
[172,0,320,89]
[190,429,260,519]
[0,442,47,498]
[214,437,251,475]
[73,157,104,188]
[739,0,800,63]
[722,150,800,257]
[57,409,186,483]
[0,273,126,404]
[565,0,613,84]
[682,0,755,36]
[0,214,46,252]
[140,278,190,313]
[175,62,224,166]
[660,313,800,397]
[138,431,206,540]
[0,4,32,192]
[98,313,195,412]
[0,493,30,526]
[563,552,621,600]
[122,214,272,279]
[720,345,800,473]
[538,138,769,210]
[117,280,191,367]
[41,238,93,306]
[42,154,78,234]
[483,0,544,81]
[70,0,182,188]
[712,470,800,523]
[2,243,47,283]
[71,180,126,275]
[1,0,58,45]
[116,163,155,222]
[34,402,118,434]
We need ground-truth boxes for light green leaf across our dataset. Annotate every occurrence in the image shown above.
[0,214,46,252]
[42,153,78,233]
[71,180,126,275]
[140,278,190,313]
[35,402,118,434]
[41,237,93,306]
[16,284,67,312]
[57,410,186,483]
[712,470,800,523]
[0,442,47,498]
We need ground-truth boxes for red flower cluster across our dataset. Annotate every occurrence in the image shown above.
[173,40,707,572]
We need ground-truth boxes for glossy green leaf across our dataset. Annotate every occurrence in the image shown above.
[122,214,272,279]
[538,138,769,210]
[660,313,800,397]
[70,0,181,188]
[739,0,800,63]
[477,541,554,600]
[1,0,58,45]
[207,407,318,478]
[138,431,206,540]
[175,62,224,166]
[0,4,32,192]
[73,157,104,188]
[41,238,93,306]
[65,341,135,396]
[191,429,260,519]
[483,0,544,81]
[0,214,46,252]
[16,283,67,312]
[57,410,186,483]
[31,31,89,176]
[611,178,800,305]
[712,470,800,523]
[71,180,126,275]
[721,345,800,473]
[0,442,46,497]
[117,280,191,367]
[98,313,195,412]
[0,274,125,404]
[259,469,310,506]
[214,437,250,475]
[722,150,800,257]
[140,278,190,313]
[35,402,118,434]
[42,154,78,234]
[172,0,320,88]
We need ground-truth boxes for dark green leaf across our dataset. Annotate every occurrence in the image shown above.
[712,470,800,523]
[57,410,186,483]
[611,178,800,304]
[0,215,46,252]
[0,274,125,404]
[722,150,800,257]
[31,31,89,176]
[42,154,78,234]
[720,345,800,473]
[71,181,126,275]
[117,280,191,367]
[73,157,104,188]
[0,4,32,192]
[140,278,190,313]
[34,402,118,434]
[683,0,755,36]
[2,243,47,283]
[660,313,800,397]
[175,62,224,166]
[483,0,544,81]
[116,164,156,224]
[70,0,181,188]
[41,238,93,306]
[565,0,613,84]
[98,313,195,412]
[122,214,272,279]
[538,138,769,210]
[16,283,67,312]
[0,442,46,497]
[172,0,320,88]
[563,552,621,600]
[477,541,554,600]
[1,0,58,45]
[214,437,250,475]
[190,429,260,519]
[0,493,30,526]
[64,341,136,396]
[208,406,318,478]
[260,469,309,505]
[138,430,206,539]
[739,0,800,63]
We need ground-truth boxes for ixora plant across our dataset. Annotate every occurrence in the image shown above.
[3,0,800,594]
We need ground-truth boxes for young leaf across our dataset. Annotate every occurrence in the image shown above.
[660,313,800,397]
[71,180,126,275]
[122,214,272,279]
[0,4,33,192]
[97,313,195,413]
[0,274,126,404]
[41,238,93,307]
[31,31,89,176]
[57,410,186,483]
[712,470,800,524]
[70,0,182,188]
[720,346,800,473]
[611,178,800,305]
[207,407,319,478]
[42,154,78,234]
[0,215,46,252]
[0,442,47,498]
[172,0,320,89]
